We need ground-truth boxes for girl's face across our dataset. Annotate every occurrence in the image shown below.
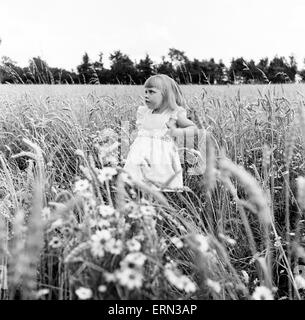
[144,87,163,110]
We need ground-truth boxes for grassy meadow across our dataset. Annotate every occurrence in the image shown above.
[1,83,305,300]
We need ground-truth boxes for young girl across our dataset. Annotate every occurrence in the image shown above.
[124,74,197,191]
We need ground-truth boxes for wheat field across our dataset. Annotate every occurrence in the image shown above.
[1,83,305,300]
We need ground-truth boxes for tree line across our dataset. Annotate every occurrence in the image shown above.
[0,48,304,85]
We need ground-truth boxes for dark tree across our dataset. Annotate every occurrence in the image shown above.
[155,56,176,80]
[49,67,79,84]
[168,48,188,65]
[186,59,202,84]
[109,50,137,84]
[0,56,25,83]
[26,57,54,84]
[228,57,247,83]
[256,58,270,83]
[287,55,298,81]
[213,60,229,84]
[267,56,295,83]
[1,47,304,84]
[77,52,96,84]
[136,54,154,84]
[167,48,189,83]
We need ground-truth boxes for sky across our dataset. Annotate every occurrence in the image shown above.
[0,0,304,71]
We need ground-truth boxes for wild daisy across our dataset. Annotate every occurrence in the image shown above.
[127,203,142,219]
[79,165,92,181]
[121,252,147,269]
[35,289,50,299]
[206,278,221,294]
[98,285,107,293]
[98,205,116,218]
[91,229,112,258]
[193,234,209,253]
[75,287,93,300]
[62,226,73,238]
[98,167,117,183]
[164,266,196,293]
[218,233,236,246]
[241,270,249,284]
[295,274,305,290]
[159,237,168,253]
[50,218,63,230]
[74,179,90,193]
[104,155,119,166]
[170,236,184,249]
[180,275,197,293]
[49,236,62,249]
[88,218,98,228]
[164,267,177,284]
[97,218,111,229]
[116,268,143,290]
[252,286,274,300]
[105,238,123,255]
[140,205,156,217]
[104,272,116,283]
[126,238,141,252]
[296,177,305,210]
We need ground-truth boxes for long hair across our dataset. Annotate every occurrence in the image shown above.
[144,74,186,111]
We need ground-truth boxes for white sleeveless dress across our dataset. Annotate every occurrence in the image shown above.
[124,105,186,190]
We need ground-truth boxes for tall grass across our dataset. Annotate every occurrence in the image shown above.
[0,84,305,299]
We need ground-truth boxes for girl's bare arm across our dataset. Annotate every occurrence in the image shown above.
[167,111,199,137]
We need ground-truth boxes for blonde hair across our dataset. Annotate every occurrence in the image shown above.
[144,74,186,111]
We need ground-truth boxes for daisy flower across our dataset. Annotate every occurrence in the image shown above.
[218,233,236,246]
[193,234,209,253]
[97,219,111,229]
[74,179,90,193]
[126,202,142,219]
[98,205,115,218]
[90,229,112,258]
[88,218,98,228]
[164,267,196,293]
[98,285,107,293]
[126,239,141,252]
[295,274,305,290]
[98,167,117,183]
[75,287,92,300]
[241,270,249,284]
[128,210,142,219]
[35,289,50,299]
[51,218,63,229]
[170,237,184,249]
[105,238,123,255]
[140,205,156,217]
[159,237,168,252]
[206,278,221,294]
[121,252,147,269]
[104,272,116,283]
[116,268,143,290]
[180,275,197,293]
[49,236,62,249]
[164,267,178,284]
[252,286,274,300]
[62,226,73,238]
[79,165,92,181]
[104,155,118,166]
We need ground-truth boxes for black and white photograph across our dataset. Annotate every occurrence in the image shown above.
[1,0,305,304]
